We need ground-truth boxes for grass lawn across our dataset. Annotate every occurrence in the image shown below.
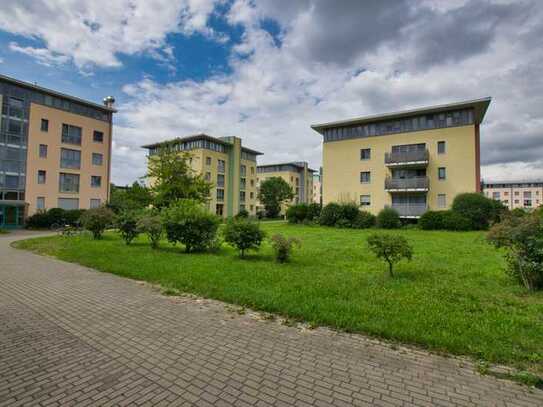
[15,223,543,374]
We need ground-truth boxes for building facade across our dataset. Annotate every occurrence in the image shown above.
[256,162,315,211]
[311,98,491,218]
[143,134,261,218]
[483,181,543,210]
[0,74,115,228]
[312,170,322,205]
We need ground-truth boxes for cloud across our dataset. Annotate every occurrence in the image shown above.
[0,0,221,69]
[9,42,70,66]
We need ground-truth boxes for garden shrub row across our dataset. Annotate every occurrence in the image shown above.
[287,202,377,229]
[26,208,86,229]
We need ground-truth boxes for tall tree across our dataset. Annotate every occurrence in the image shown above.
[109,181,153,213]
[146,147,211,208]
[257,177,294,218]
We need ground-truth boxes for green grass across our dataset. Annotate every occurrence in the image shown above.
[0,228,8,234]
[14,223,543,375]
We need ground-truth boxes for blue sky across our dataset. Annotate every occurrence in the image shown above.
[1,0,542,185]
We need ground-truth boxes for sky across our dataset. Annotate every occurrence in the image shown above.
[1,0,542,185]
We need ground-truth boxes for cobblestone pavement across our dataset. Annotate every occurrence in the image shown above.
[1,231,542,407]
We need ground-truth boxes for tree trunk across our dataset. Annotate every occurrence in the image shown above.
[388,261,394,277]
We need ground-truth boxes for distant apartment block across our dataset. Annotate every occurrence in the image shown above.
[142,134,261,217]
[312,170,322,205]
[0,74,115,228]
[256,162,315,211]
[311,98,491,218]
[483,181,543,210]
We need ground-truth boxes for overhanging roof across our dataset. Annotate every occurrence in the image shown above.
[257,162,316,173]
[141,133,263,155]
[311,97,491,134]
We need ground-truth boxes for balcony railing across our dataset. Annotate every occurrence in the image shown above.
[385,176,429,191]
[385,149,429,166]
[391,203,428,217]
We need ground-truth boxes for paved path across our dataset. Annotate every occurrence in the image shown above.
[1,231,542,407]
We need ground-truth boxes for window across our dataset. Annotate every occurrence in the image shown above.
[91,176,102,188]
[240,178,246,190]
[90,199,101,209]
[218,159,225,173]
[39,144,48,158]
[240,191,246,202]
[360,148,371,160]
[93,130,104,143]
[205,172,211,181]
[514,199,519,204]
[8,119,22,134]
[59,173,80,193]
[240,165,246,177]
[37,197,45,210]
[438,167,446,180]
[437,141,446,154]
[250,192,254,199]
[217,174,225,187]
[492,192,500,200]
[92,153,103,166]
[504,191,509,196]
[250,179,254,187]
[524,200,532,207]
[58,198,79,210]
[524,191,532,198]
[206,156,212,166]
[60,148,81,169]
[62,124,82,145]
[250,167,255,175]
[360,171,371,184]
[438,194,447,208]
[239,204,246,212]
[37,170,46,184]
[41,119,49,132]
[514,191,519,196]
[216,203,224,216]
[216,188,224,201]
[360,195,370,206]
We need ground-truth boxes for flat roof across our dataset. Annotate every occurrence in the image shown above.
[257,162,316,173]
[0,73,116,113]
[141,133,263,155]
[311,97,491,134]
[483,180,543,186]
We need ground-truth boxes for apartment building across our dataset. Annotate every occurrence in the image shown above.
[142,134,261,217]
[256,162,315,211]
[0,74,115,228]
[311,98,491,218]
[483,181,543,210]
[312,170,322,205]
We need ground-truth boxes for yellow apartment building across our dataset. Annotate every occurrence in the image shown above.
[0,74,115,228]
[256,162,315,212]
[312,171,322,205]
[142,134,261,218]
[311,98,491,218]
[483,181,543,210]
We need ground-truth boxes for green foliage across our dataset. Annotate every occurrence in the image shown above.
[306,203,322,221]
[116,211,140,245]
[235,209,249,219]
[162,200,220,252]
[376,207,401,229]
[137,211,163,249]
[286,204,308,224]
[339,202,361,225]
[418,210,471,231]
[26,208,85,229]
[419,210,444,230]
[319,202,342,226]
[257,177,294,218]
[452,193,501,230]
[352,210,376,229]
[223,218,265,257]
[109,182,153,213]
[367,233,413,277]
[510,208,527,218]
[319,202,375,228]
[270,234,301,263]
[80,207,115,239]
[146,147,211,208]
[487,213,543,291]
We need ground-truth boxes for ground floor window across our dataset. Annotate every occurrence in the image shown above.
[90,199,101,208]
[58,198,79,210]
[0,205,24,228]
[216,203,224,216]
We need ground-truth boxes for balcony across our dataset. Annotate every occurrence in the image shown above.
[390,203,428,218]
[385,176,429,192]
[385,149,429,168]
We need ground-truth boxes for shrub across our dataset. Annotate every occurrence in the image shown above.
[352,210,376,229]
[223,218,265,258]
[487,213,543,291]
[452,193,500,230]
[441,211,472,231]
[319,203,342,226]
[419,211,444,230]
[306,203,322,222]
[376,207,401,229]
[270,234,301,263]
[137,212,162,249]
[286,204,308,224]
[367,234,413,277]
[510,208,527,218]
[235,209,249,219]
[25,208,85,229]
[80,207,115,239]
[117,211,140,245]
[339,202,361,226]
[162,200,220,253]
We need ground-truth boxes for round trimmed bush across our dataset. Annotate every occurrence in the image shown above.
[286,204,309,224]
[339,203,361,226]
[319,203,342,226]
[376,207,401,229]
[451,193,499,230]
[352,210,376,229]
[419,211,445,230]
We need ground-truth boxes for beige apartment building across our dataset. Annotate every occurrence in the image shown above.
[483,181,543,210]
[0,74,115,228]
[256,162,315,212]
[142,134,261,218]
[312,171,322,205]
[311,98,491,218]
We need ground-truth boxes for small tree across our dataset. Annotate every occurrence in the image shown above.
[162,200,220,253]
[258,177,294,218]
[376,207,401,229]
[270,234,301,263]
[81,207,115,239]
[137,212,163,249]
[223,218,265,258]
[117,210,140,245]
[367,234,413,277]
